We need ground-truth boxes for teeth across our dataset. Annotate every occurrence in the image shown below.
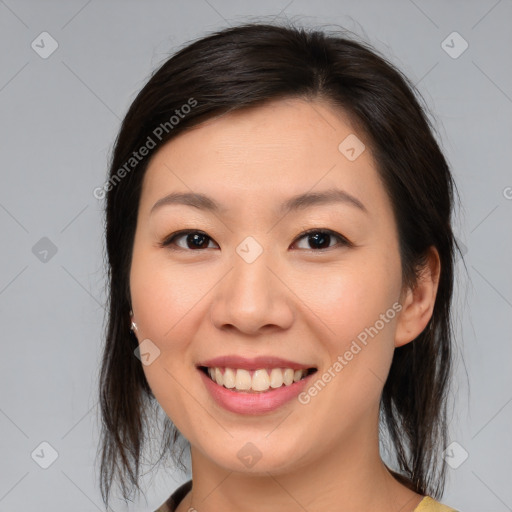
[252,369,270,391]
[205,367,311,392]
[215,368,223,386]
[223,368,236,388]
[283,368,294,385]
[235,369,252,390]
[269,368,283,388]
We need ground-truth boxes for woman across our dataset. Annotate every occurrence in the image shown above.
[98,22,462,512]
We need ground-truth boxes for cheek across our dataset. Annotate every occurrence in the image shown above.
[299,262,399,345]
[129,251,198,387]
[129,252,205,424]
[129,253,226,418]
[130,247,211,341]
[296,264,401,429]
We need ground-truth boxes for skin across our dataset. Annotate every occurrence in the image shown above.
[129,97,441,512]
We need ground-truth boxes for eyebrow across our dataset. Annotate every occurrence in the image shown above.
[150,188,368,216]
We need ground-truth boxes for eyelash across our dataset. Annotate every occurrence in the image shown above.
[158,228,352,252]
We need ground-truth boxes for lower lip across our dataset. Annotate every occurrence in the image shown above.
[198,368,315,415]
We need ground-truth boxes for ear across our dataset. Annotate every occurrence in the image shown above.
[129,310,139,337]
[394,246,441,348]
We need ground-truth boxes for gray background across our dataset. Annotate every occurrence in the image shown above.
[1,0,511,510]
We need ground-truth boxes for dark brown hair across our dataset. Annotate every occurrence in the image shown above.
[97,21,462,509]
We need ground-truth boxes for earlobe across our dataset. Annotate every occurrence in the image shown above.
[394,246,441,348]
[129,310,138,334]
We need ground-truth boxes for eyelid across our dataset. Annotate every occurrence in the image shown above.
[159,228,352,251]
[292,228,352,250]
[159,229,218,250]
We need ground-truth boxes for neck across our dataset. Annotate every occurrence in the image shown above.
[179,407,423,512]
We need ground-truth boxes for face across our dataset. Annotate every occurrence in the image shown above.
[129,97,406,475]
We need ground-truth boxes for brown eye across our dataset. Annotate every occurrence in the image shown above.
[292,229,351,251]
[160,230,218,250]
[159,228,351,252]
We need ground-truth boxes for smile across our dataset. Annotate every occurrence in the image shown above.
[199,366,317,393]
[197,363,319,414]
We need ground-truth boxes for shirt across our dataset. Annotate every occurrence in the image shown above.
[154,480,459,511]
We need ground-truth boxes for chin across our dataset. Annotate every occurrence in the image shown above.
[197,436,312,476]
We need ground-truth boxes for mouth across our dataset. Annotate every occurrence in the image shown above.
[198,366,318,393]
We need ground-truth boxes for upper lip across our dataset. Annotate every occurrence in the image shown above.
[197,355,316,371]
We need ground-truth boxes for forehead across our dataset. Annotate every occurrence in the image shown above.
[140,98,390,220]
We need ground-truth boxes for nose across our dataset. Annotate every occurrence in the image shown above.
[209,247,294,335]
